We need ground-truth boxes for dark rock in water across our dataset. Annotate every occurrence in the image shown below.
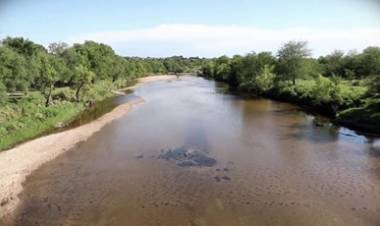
[159,147,217,167]
[177,160,197,167]
[160,147,188,160]
[185,152,216,167]
[135,155,144,160]
[1,198,9,206]
[222,176,231,181]
[313,117,328,127]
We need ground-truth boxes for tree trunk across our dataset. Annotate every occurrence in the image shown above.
[45,83,54,107]
[76,82,84,101]
[292,62,297,86]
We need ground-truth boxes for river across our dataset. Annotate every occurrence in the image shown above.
[9,76,380,226]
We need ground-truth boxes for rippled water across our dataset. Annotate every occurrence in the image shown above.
[9,76,380,226]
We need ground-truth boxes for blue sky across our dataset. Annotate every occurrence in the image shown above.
[1,0,380,57]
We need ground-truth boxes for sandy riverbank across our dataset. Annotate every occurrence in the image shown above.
[0,75,176,220]
[122,75,178,91]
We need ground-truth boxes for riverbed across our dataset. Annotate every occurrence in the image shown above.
[5,76,380,226]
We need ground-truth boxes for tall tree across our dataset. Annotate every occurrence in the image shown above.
[277,41,311,85]
[0,81,6,104]
[48,42,68,56]
[0,47,29,92]
[2,37,46,57]
[73,64,95,101]
[318,50,346,77]
[34,53,64,106]
[360,47,380,76]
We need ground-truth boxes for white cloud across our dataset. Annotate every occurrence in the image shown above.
[67,24,380,57]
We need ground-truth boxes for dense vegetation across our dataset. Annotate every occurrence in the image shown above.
[200,41,380,132]
[0,37,204,150]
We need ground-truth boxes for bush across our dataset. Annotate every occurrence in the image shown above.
[276,81,297,97]
[255,65,275,93]
[311,75,342,106]
[0,82,7,104]
[338,98,380,131]
[52,88,75,101]
[371,75,380,94]
[82,80,115,103]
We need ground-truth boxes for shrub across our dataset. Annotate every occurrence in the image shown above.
[82,80,115,103]
[311,75,342,106]
[255,65,275,93]
[52,88,75,101]
[0,82,7,104]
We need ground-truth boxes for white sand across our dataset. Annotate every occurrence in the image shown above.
[0,75,176,219]
[122,75,177,91]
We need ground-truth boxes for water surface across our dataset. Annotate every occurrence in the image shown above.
[10,76,380,226]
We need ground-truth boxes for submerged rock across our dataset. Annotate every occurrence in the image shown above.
[135,154,144,160]
[313,120,324,127]
[214,176,221,182]
[0,198,9,206]
[159,147,216,167]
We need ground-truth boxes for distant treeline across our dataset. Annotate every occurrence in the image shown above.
[0,37,205,105]
[200,41,379,114]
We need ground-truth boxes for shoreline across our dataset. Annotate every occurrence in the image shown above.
[205,77,380,137]
[0,75,176,220]
[121,75,178,91]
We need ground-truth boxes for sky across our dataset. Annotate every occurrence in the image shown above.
[1,0,380,57]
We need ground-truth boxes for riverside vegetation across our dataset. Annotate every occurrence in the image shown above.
[0,37,204,150]
[0,38,379,151]
[199,41,380,133]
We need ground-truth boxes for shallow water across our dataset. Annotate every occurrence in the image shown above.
[9,76,380,226]
[59,90,140,131]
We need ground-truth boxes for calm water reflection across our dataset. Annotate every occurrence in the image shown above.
[10,76,380,226]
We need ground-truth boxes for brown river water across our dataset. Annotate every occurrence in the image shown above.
[7,76,380,226]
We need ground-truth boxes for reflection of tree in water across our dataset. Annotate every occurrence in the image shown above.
[284,121,340,144]
[182,120,209,152]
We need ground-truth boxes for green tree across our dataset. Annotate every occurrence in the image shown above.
[318,50,346,77]
[0,47,29,92]
[73,64,95,101]
[48,42,68,56]
[360,47,380,76]
[277,41,311,85]
[200,61,215,78]
[72,41,115,80]
[255,65,276,93]
[371,76,380,94]
[2,37,46,57]
[214,56,231,81]
[0,81,7,104]
[34,53,64,106]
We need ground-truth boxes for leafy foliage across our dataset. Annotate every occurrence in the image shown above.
[276,41,311,85]
[200,41,378,117]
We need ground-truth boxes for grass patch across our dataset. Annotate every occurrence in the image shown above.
[0,100,84,151]
[0,79,138,151]
[337,97,380,132]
